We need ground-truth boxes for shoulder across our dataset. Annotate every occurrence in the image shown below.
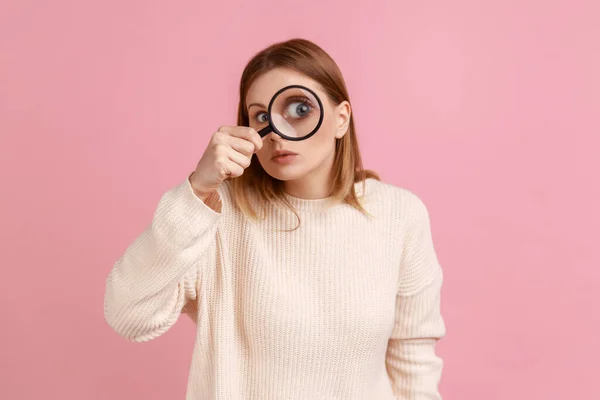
[360,178,430,222]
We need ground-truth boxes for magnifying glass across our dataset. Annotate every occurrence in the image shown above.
[256,85,324,141]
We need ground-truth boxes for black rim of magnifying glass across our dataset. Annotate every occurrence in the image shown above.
[257,85,324,141]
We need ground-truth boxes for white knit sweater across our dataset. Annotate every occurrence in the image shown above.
[104,176,446,399]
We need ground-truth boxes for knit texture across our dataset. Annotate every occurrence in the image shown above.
[104,176,446,399]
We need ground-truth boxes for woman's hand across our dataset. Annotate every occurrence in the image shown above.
[189,126,263,200]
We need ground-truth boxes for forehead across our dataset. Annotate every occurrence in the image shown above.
[246,68,325,105]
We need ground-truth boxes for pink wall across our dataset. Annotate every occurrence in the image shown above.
[1,1,598,399]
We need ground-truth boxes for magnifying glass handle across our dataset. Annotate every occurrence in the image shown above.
[258,125,272,138]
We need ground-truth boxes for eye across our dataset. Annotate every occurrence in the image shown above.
[254,112,269,124]
[285,101,312,119]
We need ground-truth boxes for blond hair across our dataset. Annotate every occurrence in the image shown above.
[230,38,379,228]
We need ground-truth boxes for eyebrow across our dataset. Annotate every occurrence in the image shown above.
[247,102,266,110]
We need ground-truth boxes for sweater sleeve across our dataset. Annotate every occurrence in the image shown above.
[385,193,446,399]
[104,177,222,342]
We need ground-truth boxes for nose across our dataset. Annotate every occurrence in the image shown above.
[267,131,282,143]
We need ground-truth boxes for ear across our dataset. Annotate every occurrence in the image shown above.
[334,100,351,139]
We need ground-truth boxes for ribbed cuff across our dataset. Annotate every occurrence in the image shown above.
[151,176,222,250]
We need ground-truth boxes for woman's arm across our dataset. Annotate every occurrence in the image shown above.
[103,177,222,342]
[386,193,446,399]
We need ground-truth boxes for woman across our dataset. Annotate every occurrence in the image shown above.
[104,38,446,399]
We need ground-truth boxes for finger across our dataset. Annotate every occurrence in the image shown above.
[224,158,245,178]
[225,136,255,157]
[217,125,236,133]
[228,127,263,152]
[225,146,252,170]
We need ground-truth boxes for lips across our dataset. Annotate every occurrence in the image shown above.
[271,150,298,160]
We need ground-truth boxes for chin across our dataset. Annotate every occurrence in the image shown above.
[261,162,308,181]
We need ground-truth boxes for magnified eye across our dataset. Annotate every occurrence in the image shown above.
[255,112,269,124]
[285,97,313,119]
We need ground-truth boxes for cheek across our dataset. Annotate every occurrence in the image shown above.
[321,112,340,140]
[308,118,338,147]
[302,131,336,160]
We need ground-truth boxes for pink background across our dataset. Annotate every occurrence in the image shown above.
[1,0,598,399]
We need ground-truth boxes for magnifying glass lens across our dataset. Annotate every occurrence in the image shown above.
[269,87,322,139]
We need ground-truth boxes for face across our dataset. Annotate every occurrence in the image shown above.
[246,68,350,183]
